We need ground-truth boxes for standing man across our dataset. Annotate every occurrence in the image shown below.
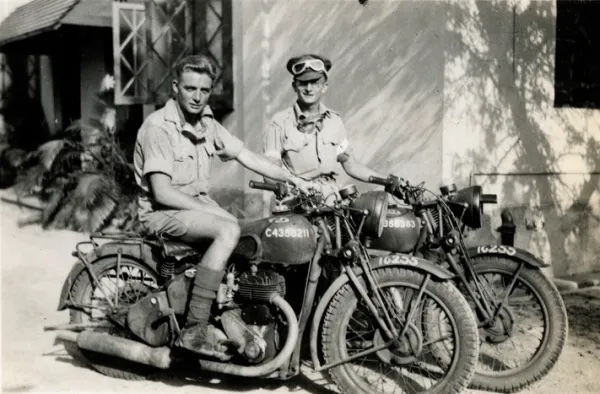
[134,54,311,359]
[263,54,387,203]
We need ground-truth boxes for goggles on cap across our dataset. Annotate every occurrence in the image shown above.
[291,58,328,76]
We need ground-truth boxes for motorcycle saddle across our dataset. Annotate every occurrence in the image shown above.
[159,235,200,260]
[163,241,197,258]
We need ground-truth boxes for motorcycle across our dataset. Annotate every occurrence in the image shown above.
[357,176,567,393]
[48,182,480,394]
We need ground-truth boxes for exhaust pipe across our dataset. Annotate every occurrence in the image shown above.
[57,294,298,377]
[197,294,298,377]
[57,330,172,369]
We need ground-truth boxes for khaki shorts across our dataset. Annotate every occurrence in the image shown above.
[140,196,236,238]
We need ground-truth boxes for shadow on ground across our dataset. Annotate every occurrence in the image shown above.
[563,293,600,361]
[45,342,337,394]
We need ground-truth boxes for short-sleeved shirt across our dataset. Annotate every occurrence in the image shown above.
[263,103,352,181]
[134,98,243,217]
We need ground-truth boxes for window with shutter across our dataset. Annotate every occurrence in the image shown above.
[146,0,193,105]
[555,0,600,108]
[113,2,150,104]
[113,0,233,109]
[194,0,233,110]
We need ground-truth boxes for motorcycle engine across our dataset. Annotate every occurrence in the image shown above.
[220,270,286,363]
[237,270,286,302]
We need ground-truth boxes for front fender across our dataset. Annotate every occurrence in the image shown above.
[309,257,453,371]
[369,253,455,280]
[57,242,159,311]
[467,245,549,268]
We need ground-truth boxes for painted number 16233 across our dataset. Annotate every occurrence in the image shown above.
[476,245,516,256]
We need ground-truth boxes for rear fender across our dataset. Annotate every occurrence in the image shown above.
[309,257,453,370]
[467,245,549,268]
[57,242,159,311]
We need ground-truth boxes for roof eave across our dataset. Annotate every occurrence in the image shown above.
[0,23,62,48]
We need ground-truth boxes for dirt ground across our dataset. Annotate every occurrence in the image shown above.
[1,197,600,394]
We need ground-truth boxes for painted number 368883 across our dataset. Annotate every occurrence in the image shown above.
[383,219,417,228]
[476,245,516,256]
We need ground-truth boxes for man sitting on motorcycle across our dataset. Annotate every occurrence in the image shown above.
[133,54,313,359]
[263,54,386,203]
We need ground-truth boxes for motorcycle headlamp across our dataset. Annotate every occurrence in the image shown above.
[449,186,497,229]
[349,191,389,238]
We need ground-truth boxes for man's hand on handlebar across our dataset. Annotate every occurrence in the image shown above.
[369,175,408,191]
[249,180,317,200]
[293,178,317,196]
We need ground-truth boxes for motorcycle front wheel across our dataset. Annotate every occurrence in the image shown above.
[67,256,160,380]
[320,267,479,394]
[468,256,568,393]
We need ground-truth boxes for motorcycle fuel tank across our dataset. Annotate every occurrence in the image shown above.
[233,214,317,265]
[368,206,421,253]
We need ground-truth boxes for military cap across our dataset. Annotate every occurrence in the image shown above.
[286,54,332,81]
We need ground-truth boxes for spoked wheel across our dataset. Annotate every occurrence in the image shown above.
[469,256,567,393]
[67,256,160,380]
[321,267,478,394]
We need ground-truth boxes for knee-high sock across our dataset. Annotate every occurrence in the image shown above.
[186,266,224,327]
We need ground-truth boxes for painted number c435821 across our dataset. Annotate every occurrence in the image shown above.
[476,245,516,256]
[265,227,311,238]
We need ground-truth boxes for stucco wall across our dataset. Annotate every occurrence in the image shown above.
[443,0,600,276]
[213,0,446,218]
[157,0,600,276]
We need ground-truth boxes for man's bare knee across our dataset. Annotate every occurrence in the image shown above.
[217,221,240,246]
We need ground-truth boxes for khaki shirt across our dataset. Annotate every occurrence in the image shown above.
[263,103,352,181]
[134,99,243,217]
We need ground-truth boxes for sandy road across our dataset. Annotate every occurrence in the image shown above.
[1,197,599,394]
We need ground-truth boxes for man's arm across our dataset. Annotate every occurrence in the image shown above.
[236,148,312,192]
[214,122,312,193]
[335,133,386,183]
[262,121,284,185]
[341,155,387,183]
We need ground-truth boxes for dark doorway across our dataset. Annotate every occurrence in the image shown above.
[555,0,600,109]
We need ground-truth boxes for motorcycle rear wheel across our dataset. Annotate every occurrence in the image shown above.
[468,256,567,393]
[68,256,160,380]
[321,267,478,394]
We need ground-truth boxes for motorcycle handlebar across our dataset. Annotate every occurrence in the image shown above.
[249,181,280,193]
[369,176,389,186]
[369,175,408,197]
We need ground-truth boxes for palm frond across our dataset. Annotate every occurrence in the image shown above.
[74,174,119,207]
[66,174,120,232]
[82,194,118,233]
[35,140,67,171]
[63,120,101,144]
[49,195,76,230]
[18,114,142,233]
[43,146,83,188]
[77,122,103,147]
[41,188,67,228]
[13,140,72,198]
[13,164,46,197]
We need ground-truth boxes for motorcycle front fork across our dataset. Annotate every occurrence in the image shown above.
[312,262,431,373]
[445,252,524,327]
